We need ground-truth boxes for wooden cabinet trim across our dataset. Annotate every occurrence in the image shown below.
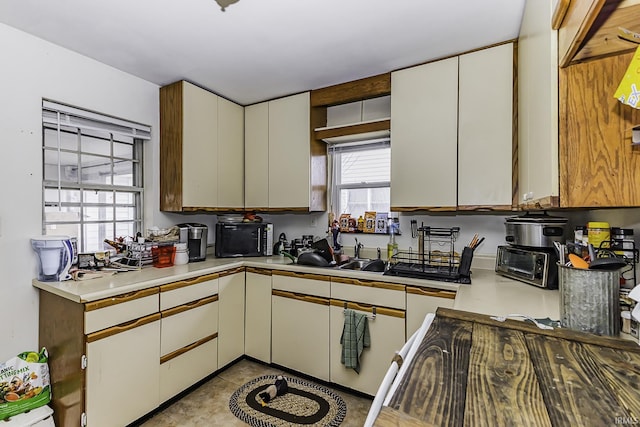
[310,73,391,107]
[219,267,245,278]
[86,313,161,343]
[272,270,331,282]
[314,119,390,140]
[272,289,329,306]
[161,295,219,318]
[331,276,405,292]
[160,333,218,364]
[330,299,405,318]
[160,273,220,292]
[85,287,159,312]
[406,286,457,300]
[160,81,184,212]
[246,267,272,276]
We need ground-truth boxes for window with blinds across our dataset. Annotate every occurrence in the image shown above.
[41,100,150,253]
[330,139,390,219]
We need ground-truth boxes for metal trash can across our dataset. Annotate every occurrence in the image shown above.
[558,263,620,336]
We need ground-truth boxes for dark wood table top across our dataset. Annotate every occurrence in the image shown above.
[377,308,640,427]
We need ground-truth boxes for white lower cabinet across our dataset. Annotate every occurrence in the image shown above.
[245,268,273,363]
[329,277,406,396]
[85,315,160,427]
[406,286,456,337]
[218,268,246,368]
[272,290,330,382]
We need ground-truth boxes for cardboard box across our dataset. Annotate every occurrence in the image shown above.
[375,213,388,233]
[364,212,376,233]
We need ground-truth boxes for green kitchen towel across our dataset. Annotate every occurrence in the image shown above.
[340,309,370,374]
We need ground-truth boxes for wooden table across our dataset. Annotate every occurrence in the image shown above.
[376,308,640,427]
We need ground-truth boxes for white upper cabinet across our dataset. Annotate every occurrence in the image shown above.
[217,97,245,209]
[268,92,311,209]
[245,92,323,211]
[391,57,459,210]
[518,0,559,208]
[182,81,218,209]
[458,43,514,208]
[160,80,244,212]
[244,102,270,209]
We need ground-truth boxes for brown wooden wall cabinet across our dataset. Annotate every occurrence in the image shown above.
[559,51,640,207]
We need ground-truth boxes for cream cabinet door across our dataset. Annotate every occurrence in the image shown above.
[458,43,514,208]
[405,287,455,337]
[182,81,218,208]
[245,269,272,363]
[244,102,270,209]
[518,0,559,207]
[391,58,458,210]
[85,316,160,427]
[218,97,245,209]
[272,292,330,381]
[268,92,310,209]
[329,305,405,396]
[218,270,246,368]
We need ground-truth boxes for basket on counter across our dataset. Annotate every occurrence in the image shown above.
[151,245,176,268]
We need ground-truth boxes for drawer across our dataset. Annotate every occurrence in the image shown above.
[160,296,218,356]
[272,270,330,298]
[159,336,218,403]
[84,288,159,334]
[160,273,219,311]
[331,277,406,310]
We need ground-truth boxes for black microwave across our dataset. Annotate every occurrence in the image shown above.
[215,222,274,258]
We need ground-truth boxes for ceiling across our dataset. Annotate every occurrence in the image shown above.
[0,0,526,106]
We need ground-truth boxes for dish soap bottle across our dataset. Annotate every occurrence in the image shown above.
[387,219,398,262]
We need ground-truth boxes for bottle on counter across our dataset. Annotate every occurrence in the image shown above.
[587,221,610,250]
[387,219,398,262]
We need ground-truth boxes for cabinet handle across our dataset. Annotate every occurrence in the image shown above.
[330,299,405,318]
[160,333,218,364]
[246,267,272,276]
[161,295,219,318]
[85,287,159,312]
[86,313,160,343]
[272,270,331,282]
[331,276,405,291]
[219,266,245,278]
[406,286,456,299]
[272,289,329,306]
[160,273,220,292]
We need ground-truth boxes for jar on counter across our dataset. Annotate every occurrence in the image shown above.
[173,242,189,265]
[587,221,610,249]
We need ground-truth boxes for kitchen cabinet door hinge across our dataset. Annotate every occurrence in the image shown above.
[81,355,87,370]
[81,412,87,427]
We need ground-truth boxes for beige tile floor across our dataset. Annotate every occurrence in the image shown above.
[139,359,373,426]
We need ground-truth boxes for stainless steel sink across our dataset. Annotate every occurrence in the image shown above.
[339,258,387,272]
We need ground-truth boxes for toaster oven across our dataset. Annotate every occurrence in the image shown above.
[495,245,558,289]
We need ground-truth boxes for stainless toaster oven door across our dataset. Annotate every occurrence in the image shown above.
[495,246,548,287]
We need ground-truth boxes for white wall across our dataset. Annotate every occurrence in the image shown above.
[0,23,165,361]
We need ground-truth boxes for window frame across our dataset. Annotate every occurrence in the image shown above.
[329,139,391,218]
[41,100,149,253]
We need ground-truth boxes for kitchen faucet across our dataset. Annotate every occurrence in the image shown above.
[355,238,364,259]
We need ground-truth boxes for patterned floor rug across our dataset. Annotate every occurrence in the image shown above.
[229,375,347,426]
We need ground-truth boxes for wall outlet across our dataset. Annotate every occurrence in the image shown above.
[310,217,317,228]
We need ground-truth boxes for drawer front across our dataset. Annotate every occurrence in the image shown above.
[161,299,218,356]
[160,275,219,310]
[85,293,159,334]
[159,337,218,403]
[331,280,406,310]
[272,271,330,298]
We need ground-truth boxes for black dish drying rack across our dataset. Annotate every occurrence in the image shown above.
[384,226,474,284]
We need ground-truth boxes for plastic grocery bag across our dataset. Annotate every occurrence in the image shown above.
[614,44,640,109]
[0,348,51,420]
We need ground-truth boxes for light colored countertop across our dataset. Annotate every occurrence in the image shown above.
[33,254,560,320]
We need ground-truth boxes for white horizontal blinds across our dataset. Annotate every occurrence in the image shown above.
[42,100,146,253]
[42,100,151,140]
[330,139,391,217]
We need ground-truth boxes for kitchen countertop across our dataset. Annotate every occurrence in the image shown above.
[32,254,560,320]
